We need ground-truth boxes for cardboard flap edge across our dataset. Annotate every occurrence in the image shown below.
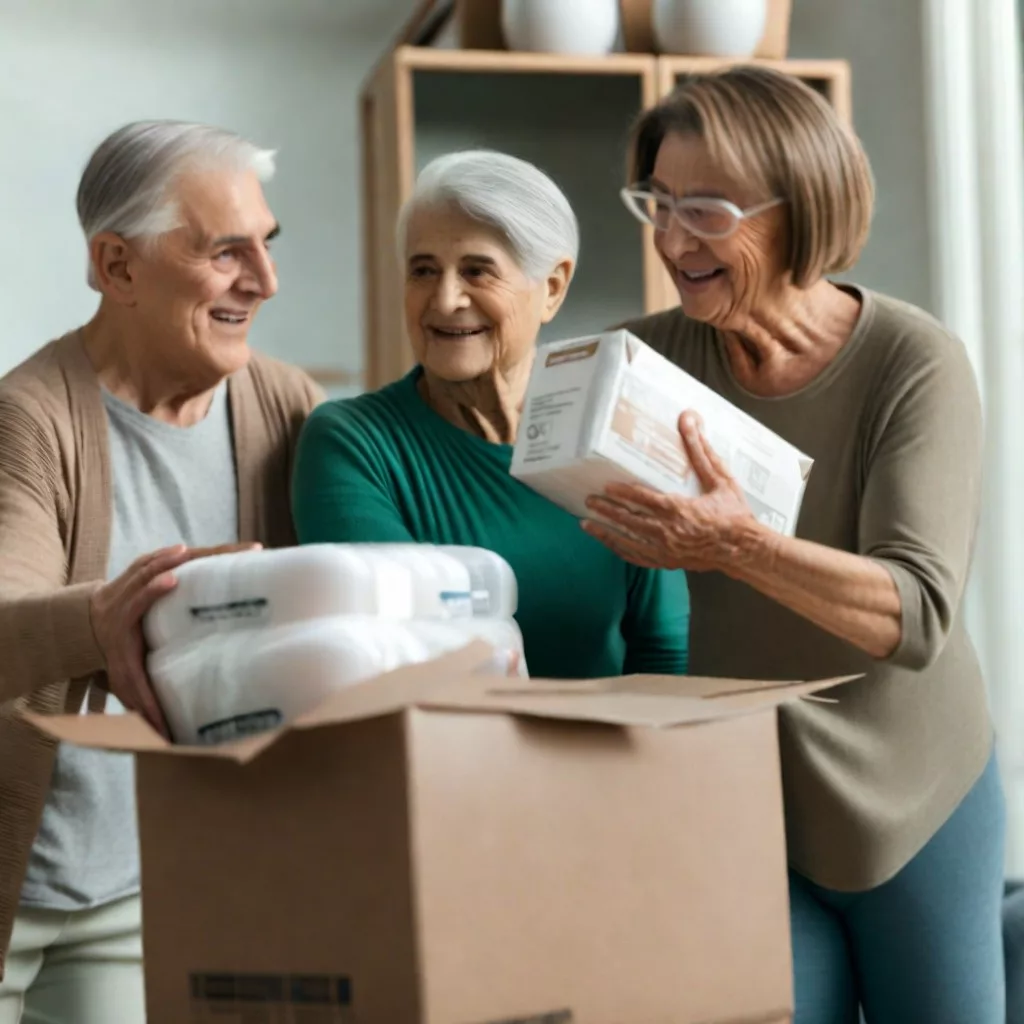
[27,641,500,760]
[25,710,165,752]
[24,710,277,762]
[421,673,863,727]
[26,665,861,755]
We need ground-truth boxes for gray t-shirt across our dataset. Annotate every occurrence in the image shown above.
[20,384,238,910]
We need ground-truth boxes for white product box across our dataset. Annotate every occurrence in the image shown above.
[510,330,813,537]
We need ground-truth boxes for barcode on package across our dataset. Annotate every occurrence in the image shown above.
[190,972,354,1022]
[190,597,269,623]
[197,709,283,745]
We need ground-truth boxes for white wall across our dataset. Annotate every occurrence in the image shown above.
[789,0,934,313]
[0,0,415,390]
[0,0,935,389]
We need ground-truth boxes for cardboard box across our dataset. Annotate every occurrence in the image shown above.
[30,644,853,1024]
[511,331,813,537]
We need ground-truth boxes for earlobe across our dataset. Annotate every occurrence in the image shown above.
[540,258,574,323]
[90,232,137,304]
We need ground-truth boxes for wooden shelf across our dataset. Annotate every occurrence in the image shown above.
[394,45,658,79]
[657,56,852,124]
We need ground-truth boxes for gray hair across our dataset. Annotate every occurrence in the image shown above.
[77,120,276,289]
[396,150,579,281]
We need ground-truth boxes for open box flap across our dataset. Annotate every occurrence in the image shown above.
[23,709,287,764]
[26,641,861,761]
[420,672,862,729]
[25,710,168,753]
[628,673,859,701]
[25,641,500,763]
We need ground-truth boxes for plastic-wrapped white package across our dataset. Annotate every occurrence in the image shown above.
[353,544,476,619]
[142,545,414,648]
[148,615,528,745]
[441,616,528,678]
[358,545,518,618]
[143,543,526,745]
[143,543,519,650]
[437,545,518,618]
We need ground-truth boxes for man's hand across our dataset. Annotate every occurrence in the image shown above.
[89,542,261,737]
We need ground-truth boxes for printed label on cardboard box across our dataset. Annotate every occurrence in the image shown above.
[610,396,693,481]
[544,341,598,367]
[189,972,354,1021]
[518,389,585,465]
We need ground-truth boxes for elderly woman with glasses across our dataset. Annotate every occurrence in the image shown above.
[291,150,689,683]
[584,67,1004,1023]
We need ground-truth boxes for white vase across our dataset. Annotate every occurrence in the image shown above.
[652,0,768,57]
[501,0,620,55]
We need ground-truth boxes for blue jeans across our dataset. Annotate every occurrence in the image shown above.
[790,749,1006,1023]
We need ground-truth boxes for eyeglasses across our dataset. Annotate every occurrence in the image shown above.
[619,186,784,240]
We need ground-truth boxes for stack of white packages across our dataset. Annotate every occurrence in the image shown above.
[143,543,525,745]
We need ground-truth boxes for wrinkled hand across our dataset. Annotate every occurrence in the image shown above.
[582,412,758,573]
[89,542,261,736]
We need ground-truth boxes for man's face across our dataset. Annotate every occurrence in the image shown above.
[121,166,279,383]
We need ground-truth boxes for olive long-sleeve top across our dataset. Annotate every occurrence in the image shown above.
[624,286,992,891]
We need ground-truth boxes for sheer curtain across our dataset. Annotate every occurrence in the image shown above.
[923,0,1024,872]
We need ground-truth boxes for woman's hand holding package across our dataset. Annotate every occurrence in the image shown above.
[585,412,902,659]
[583,412,761,576]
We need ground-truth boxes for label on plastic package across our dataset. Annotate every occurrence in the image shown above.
[196,708,283,745]
[439,590,474,618]
[189,598,269,624]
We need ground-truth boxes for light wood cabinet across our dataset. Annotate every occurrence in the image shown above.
[361,46,851,390]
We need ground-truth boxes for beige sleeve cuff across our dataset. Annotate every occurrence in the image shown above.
[877,559,951,671]
[0,582,105,704]
[49,582,106,679]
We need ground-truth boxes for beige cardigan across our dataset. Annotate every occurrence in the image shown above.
[0,332,322,977]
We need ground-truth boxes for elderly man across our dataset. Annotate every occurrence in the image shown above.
[0,120,322,1022]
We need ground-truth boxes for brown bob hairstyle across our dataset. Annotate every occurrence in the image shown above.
[627,66,875,288]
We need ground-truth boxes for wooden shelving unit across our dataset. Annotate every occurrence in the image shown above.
[361,45,852,391]
[657,56,852,122]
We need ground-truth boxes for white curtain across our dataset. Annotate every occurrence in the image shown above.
[923,0,1024,873]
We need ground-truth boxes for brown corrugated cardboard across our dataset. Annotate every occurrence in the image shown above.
[30,643,856,1024]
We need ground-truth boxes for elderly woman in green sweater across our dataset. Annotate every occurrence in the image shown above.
[583,66,1003,1023]
[291,150,689,680]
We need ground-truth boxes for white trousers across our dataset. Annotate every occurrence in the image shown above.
[0,894,144,1024]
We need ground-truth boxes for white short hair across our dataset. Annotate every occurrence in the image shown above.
[77,120,276,289]
[396,150,579,281]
